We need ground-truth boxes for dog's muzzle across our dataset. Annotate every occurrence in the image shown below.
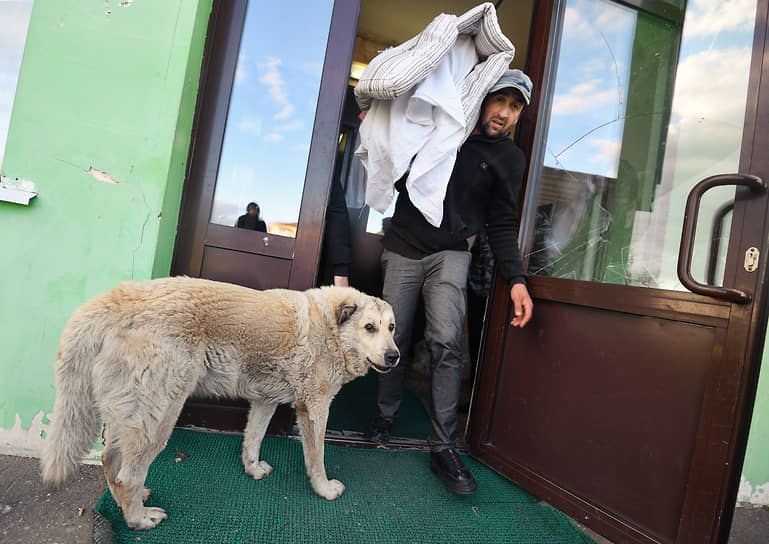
[368,349,400,374]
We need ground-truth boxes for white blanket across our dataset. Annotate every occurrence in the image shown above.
[354,3,515,227]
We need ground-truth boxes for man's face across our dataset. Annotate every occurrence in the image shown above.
[475,89,525,138]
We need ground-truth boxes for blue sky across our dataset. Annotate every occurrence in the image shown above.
[0,0,33,171]
[209,0,334,230]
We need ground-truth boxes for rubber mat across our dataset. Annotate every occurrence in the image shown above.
[95,429,596,543]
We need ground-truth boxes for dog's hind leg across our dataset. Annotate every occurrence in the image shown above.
[101,425,151,508]
[242,399,278,480]
[112,424,171,531]
[111,392,188,531]
[294,399,345,500]
[101,424,123,506]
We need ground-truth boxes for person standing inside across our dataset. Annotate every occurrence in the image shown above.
[365,69,534,495]
[235,202,267,232]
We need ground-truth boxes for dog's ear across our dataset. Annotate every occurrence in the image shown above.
[336,302,357,326]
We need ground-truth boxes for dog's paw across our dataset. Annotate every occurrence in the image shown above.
[244,459,273,480]
[125,506,167,530]
[142,487,152,503]
[313,478,345,500]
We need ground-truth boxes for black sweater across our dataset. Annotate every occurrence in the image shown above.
[382,132,527,285]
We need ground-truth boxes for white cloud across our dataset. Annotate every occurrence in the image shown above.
[259,56,297,120]
[260,58,287,101]
[562,1,635,44]
[264,133,284,142]
[551,80,616,116]
[671,46,752,125]
[683,0,755,38]
[274,104,295,120]
[588,138,621,177]
[562,4,595,42]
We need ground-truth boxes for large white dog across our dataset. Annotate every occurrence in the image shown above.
[41,277,399,529]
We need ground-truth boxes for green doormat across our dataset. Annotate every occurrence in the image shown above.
[95,429,596,544]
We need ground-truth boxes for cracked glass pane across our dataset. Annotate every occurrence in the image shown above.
[524,0,756,291]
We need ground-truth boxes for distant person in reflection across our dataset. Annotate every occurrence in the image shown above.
[360,69,535,497]
[235,202,267,232]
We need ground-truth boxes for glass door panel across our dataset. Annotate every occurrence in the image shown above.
[208,0,334,238]
[524,0,757,291]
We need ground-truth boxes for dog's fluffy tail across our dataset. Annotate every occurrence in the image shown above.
[40,326,102,487]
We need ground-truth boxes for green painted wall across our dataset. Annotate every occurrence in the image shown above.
[0,0,212,449]
[0,0,767,509]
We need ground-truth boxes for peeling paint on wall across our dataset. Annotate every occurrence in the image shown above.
[738,475,769,506]
[88,166,119,185]
[0,411,47,457]
[0,411,101,462]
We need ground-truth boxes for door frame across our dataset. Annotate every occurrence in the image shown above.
[468,1,769,542]
[171,0,360,291]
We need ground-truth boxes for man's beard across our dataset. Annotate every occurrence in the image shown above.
[479,118,508,137]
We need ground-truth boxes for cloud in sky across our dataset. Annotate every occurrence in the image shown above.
[562,4,595,42]
[588,138,621,177]
[259,57,295,120]
[264,133,283,142]
[274,104,295,120]
[664,44,752,185]
[562,0,635,45]
[683,0,755,38]
[551,79,617,116]
[671,46,752,125]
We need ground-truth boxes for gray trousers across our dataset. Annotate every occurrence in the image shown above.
[376,248,471,452]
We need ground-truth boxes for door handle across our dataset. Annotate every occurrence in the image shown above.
[678,173,766,303]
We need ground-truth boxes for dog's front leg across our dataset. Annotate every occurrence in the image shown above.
[294,399,344,500]
[242,400,279,480]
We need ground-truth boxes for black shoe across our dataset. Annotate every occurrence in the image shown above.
[430,448,478,495]
[364,416,392,444]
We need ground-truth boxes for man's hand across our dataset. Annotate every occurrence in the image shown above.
[333,275,350,287]
[509,283,533,328]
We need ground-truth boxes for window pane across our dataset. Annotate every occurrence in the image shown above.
[0,0,34,170]
[209,1,334,238]
[525,0,756,290]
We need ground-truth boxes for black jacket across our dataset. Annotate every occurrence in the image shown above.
[382,132,526,285]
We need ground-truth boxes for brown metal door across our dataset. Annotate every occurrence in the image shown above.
[468,1,769,543]
[172,0,359,291]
